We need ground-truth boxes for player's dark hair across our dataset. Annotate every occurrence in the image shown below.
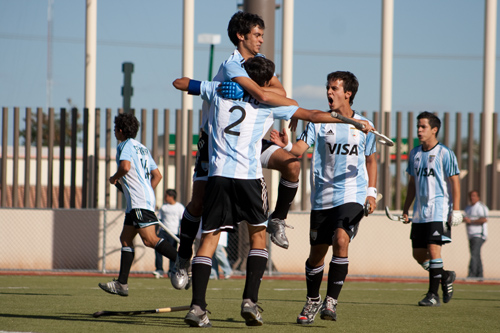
[166,189,177,200]
[114,113,139,139]
[243,56,275,87]
[469,190,480,198]
[227,11,265,46]
[326,71,358,106]
[417,111,441,136]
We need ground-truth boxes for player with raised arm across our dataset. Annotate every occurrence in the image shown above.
[402,111,461,306]
[172,11,309,291]
[173,58,372,328]
[98,113,177,296]
[271,71,377,325]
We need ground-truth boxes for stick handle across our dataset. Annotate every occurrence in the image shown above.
[157,221,180,242]
[331,111,365,130]
[157,305,191,313]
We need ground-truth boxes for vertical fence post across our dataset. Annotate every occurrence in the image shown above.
[35,107,43,208]
[13,107,19,207]
[1,107,7,207]
[47,108,54,208]
[24,107,32,208]
[395,112,402,209]
[163,109,170,194]
[59,108,66,208]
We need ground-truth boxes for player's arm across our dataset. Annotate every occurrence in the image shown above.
[365,153,378,214]
[232,76,296,106]
[448,174,460,211]
[150,168,162,190]
[173,77,196,93]
[402,175,416,222]
[109,160,131,184]
[270,129,309,157]
[260,76,286,96]
[291,108,374,134]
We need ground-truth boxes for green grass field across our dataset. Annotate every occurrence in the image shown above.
[0,275,499,332]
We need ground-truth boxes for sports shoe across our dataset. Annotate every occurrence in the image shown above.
[267,217,293,249]
[171,254,190,290]
[98,279,128,297]
[441,270,456,303]
[297,296,322,325]
[320,296,337,321]
[240,299,264,326]
[152,270,164,279]
[184,305,212,328]
[418,292,441,306]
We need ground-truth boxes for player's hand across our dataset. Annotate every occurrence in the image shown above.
[358,120,374,134]
[217,82,244,99]
[109,176,117,185]
[402,212,411,224]
[270,129,287,148]
[364,196,376,215]
[449,210,464,226]
[288,118,298,132]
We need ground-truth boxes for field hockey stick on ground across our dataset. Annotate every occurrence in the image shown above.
[385,206,412,224]
[93,305,190,318]
[364,193,383,216]
[330,112,394,147]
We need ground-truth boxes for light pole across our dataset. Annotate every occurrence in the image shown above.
[198,34,221,80]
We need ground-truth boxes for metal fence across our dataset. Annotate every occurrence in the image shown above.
[2,106,500,211]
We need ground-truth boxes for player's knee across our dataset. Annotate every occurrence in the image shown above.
[280,158,300,181]
[187,200,203,216]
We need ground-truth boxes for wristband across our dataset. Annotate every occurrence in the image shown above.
[283,141,293,152]
[187,80,201,95]
[367,187,377,198]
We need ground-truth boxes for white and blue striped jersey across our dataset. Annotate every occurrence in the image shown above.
[116,138,158,213]
[406,143,460,223]
[201,50,268,132]
[200,81,298,179]
[298,112,376,210]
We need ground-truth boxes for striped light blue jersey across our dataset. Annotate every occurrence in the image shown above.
[200,81,298,179]
[298,112,376,210]
[116,138,158,213]
[406,143,459,223]
[200,50,268,132]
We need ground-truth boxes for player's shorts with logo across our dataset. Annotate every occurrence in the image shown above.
[124,208,159,228]
[201,176,269,233]
[410,221,452,248]
[194,132,281,181]
[309,203,364,245]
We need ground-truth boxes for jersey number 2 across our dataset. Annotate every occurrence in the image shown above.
[224,106,246,136]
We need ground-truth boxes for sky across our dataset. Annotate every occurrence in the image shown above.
[0,0,497,138]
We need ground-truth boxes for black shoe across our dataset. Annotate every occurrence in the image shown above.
[441,270,456,303]
[418,292,441,306]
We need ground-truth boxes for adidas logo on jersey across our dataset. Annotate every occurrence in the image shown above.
[326,129,335,135]
[433,230,441,236]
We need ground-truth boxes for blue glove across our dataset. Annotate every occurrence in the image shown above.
[218,81,244,99]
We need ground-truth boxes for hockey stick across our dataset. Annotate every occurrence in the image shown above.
[114,182,180,242]
[364,193,383,216]
[385,206,412,224]
[331,112,394,146]
[93,305,190,318]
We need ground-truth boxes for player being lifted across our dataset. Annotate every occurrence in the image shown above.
[173,58,373,328]
[403,111,461,306]
[271,71,377,325]
[172,11,304,290]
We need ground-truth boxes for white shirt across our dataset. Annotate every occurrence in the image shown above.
[116,138,158,213]
[464,201,488,240]
[158,201,184,235]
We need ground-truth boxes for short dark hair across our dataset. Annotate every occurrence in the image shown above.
[417,111,441,136]
[326,71,358,106]
[114,113,139,139]
[243,56,275,87]
[166,189,177,200]
[227,11,265,46]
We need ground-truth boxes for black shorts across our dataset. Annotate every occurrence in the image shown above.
[124,209,159,229]
[309,203,364,246]
[202,176,269,233]
[411,222,451,248]
[193,131,209,181]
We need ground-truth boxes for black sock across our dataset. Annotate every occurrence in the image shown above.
[271,178,298,220]
[305,260,324,299]
[242,249,268,303]
[191,256,212,311]
[155,238,177,261]
[326,256,349,300]
[178,210,201,259]
[429,258,444,295]
[118,247,134,284]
